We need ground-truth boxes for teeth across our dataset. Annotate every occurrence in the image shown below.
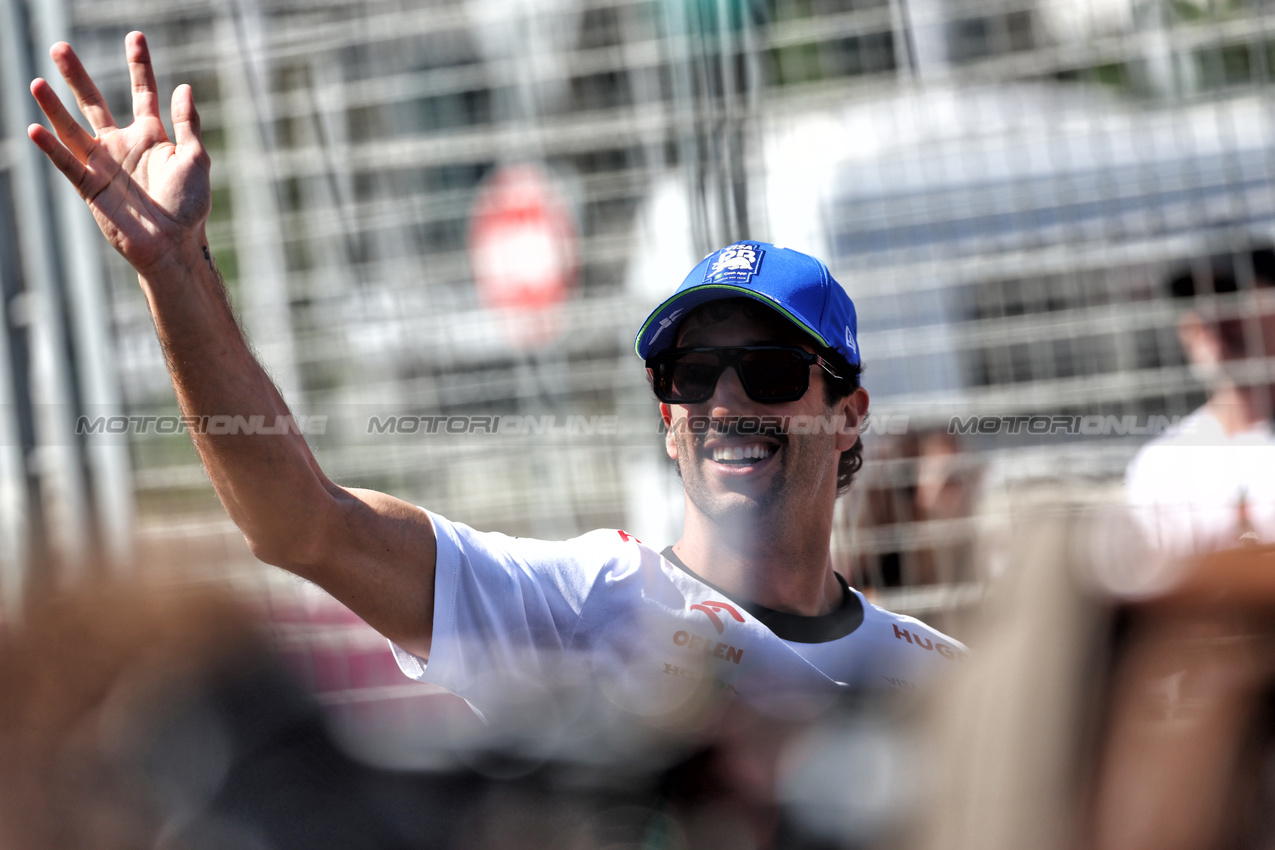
[712,444,774,462]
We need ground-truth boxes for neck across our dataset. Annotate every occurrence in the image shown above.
[1208,384,1270,435]
[673,502,842,616]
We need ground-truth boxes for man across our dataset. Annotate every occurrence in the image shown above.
[28,33,962,725]
[1126,248,1275,556]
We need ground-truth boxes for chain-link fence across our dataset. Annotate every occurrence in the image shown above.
[3,0,1274,725]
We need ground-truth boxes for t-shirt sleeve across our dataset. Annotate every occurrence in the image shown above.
[860,601,969,689]
[390,512,620,714]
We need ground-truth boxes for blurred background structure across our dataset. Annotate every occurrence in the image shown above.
[2,0,1275,741]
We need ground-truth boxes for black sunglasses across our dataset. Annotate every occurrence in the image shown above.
[647,346,842,404]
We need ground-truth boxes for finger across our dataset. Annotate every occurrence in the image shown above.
[171,84,206,156]
[48,42,117,133]
[125,31,161,121]
[27,123,94,197]
[30,77,96,161]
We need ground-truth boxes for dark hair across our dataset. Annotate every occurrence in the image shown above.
[1169,248,1275,298]
[822,355,865,496]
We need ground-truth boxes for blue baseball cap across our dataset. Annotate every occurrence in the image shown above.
[634,241,860,367]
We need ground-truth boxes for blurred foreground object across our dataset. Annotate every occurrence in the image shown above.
[0,576,945,850]
[0,580,480,850]
[921,496,1275,850]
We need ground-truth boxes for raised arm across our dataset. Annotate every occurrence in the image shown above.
[28,32,437,657]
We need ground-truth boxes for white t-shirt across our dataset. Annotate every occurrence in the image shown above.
[392,513,966,726]
[1126,405,1275,556]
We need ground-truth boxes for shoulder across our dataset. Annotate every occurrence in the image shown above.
[1126,407,1214,488]
[1123,406,1275,506]
[430,513,658,588]
[857,593,969,662]
[1129,406,1220,457]
[432,513,634,556]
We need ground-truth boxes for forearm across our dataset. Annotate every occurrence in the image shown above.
[138,231,330,565]
[140,234,438,650]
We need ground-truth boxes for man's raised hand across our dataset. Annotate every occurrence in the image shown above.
[28,31,211,277]
[28,31,442,656]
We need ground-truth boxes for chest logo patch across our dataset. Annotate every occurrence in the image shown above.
[690,600,744,635]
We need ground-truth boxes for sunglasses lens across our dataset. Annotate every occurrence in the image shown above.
[661,351,723,402]
[653,347,815,403]
[740,349,809,401]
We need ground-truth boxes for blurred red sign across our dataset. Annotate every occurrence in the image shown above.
[468,164,577,346]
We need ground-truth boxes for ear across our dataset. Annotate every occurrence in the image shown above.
[1178,311,1222,368]
[834,387,870,452]
[661,403,678,459]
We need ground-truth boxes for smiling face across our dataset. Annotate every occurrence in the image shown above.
[660,299,866,534]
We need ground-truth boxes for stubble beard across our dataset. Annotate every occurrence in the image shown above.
[675,431,830,540]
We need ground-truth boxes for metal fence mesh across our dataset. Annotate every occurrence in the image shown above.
[3,0,1275,722]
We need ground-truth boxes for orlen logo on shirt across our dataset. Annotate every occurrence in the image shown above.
[672,630,744,665]
[689,600,744,635]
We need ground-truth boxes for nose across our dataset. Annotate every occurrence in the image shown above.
[707,362,752,414]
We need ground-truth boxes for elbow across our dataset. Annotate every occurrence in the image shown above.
[243,532,285,568]
[241,521,328,578]
[233,479,343,576]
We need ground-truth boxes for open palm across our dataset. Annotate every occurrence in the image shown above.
[28,32,211,276]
